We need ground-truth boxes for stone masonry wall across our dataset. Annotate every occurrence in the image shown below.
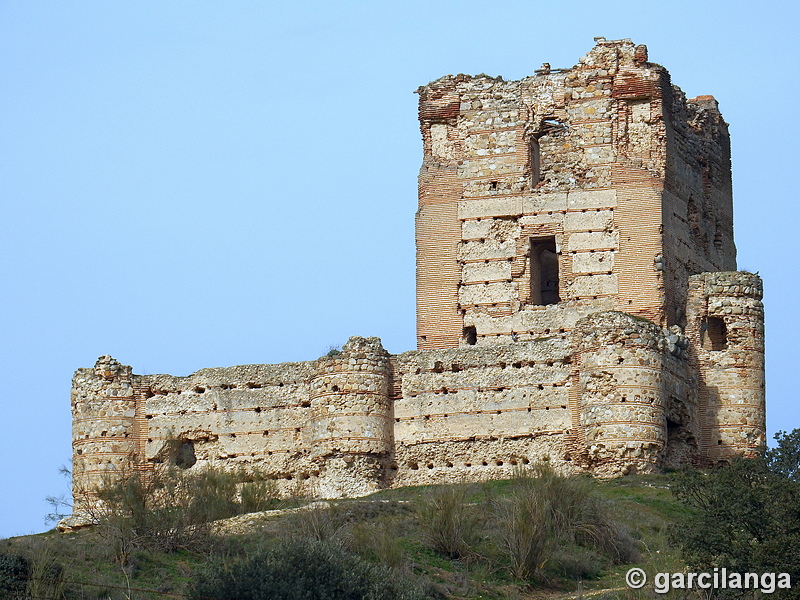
[574,312,683,476]
[64,39,765,528]
[389,338,573,487]
[65,315,725,518]
[662,93,736,328]
[416,38,737,351]
[70,356,136,512]
[310,337,392,498]
[685,271,765,463]
[138,359,317,497]
[68,293,763,528]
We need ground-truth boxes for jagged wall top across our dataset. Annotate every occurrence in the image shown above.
[414,37,735,350]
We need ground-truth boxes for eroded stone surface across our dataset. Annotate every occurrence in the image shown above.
[65,39,765,527]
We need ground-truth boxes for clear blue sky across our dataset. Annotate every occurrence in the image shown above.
[2,1,798,539]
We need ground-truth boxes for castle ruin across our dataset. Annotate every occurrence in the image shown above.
[66,38,765,525]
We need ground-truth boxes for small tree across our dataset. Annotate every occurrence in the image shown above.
[673,446,800,599]
[767,429,800,481]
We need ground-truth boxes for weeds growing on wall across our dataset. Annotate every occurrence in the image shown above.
[324,344,342,357]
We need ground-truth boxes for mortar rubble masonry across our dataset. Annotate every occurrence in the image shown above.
[61,38,765,530]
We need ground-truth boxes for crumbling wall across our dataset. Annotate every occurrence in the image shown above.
[70,356,136,521]
[662,93,736,328]
[686,272,765,462]
[65,39,765,529]
[416,38,741,351]
[138,360,317,496]
[390,338,574,486]
[310,337,392,498]
[660,345,700,469]
[574,312,676,475]
[68,298,762,526]
[416,77,465,350]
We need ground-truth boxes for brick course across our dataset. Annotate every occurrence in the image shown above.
[63,38,765,529]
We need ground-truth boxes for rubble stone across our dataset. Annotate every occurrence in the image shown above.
[64,39,765,527]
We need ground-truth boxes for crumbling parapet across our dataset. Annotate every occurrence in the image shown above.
[309,337,393,498]
[686,271,765,462]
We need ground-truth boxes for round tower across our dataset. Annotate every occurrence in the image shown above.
[309,336,392,497]
[573,312,666,476]
[65,356,136,528]
[686,272,765,462]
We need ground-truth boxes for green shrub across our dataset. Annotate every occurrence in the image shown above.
[491,475,552,582]
[90,464,278,563]
[191,539,432,600]
[351,518,408,568]
[0,553,28,599]
[416,484,481,559]
[240,478,280,513]
[489,465,638,584]
[673,457,800,599]
[282,502,353,545]
[767,429,800,481]
[548,545,606,580]
[187,468,239,522]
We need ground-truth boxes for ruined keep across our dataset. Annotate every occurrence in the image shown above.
[66,38,765,525]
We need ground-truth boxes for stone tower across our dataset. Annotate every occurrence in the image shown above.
[415,37,736,351]
[309,337,393,497]
[62,38,765,530]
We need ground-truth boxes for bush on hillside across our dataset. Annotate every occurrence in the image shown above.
[87,463,278,563]
[191,539,434,600]
[416,484,481,559]
[674,443,800,599]
[0,553,28,599]
[490,465,638,584]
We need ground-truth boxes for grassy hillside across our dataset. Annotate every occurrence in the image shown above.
[1,472,690,600]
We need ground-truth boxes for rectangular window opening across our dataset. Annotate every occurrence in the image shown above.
[530,138,541,186]
[530,236,560,305]
[701,316,727,351]
[463,326,477,345]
